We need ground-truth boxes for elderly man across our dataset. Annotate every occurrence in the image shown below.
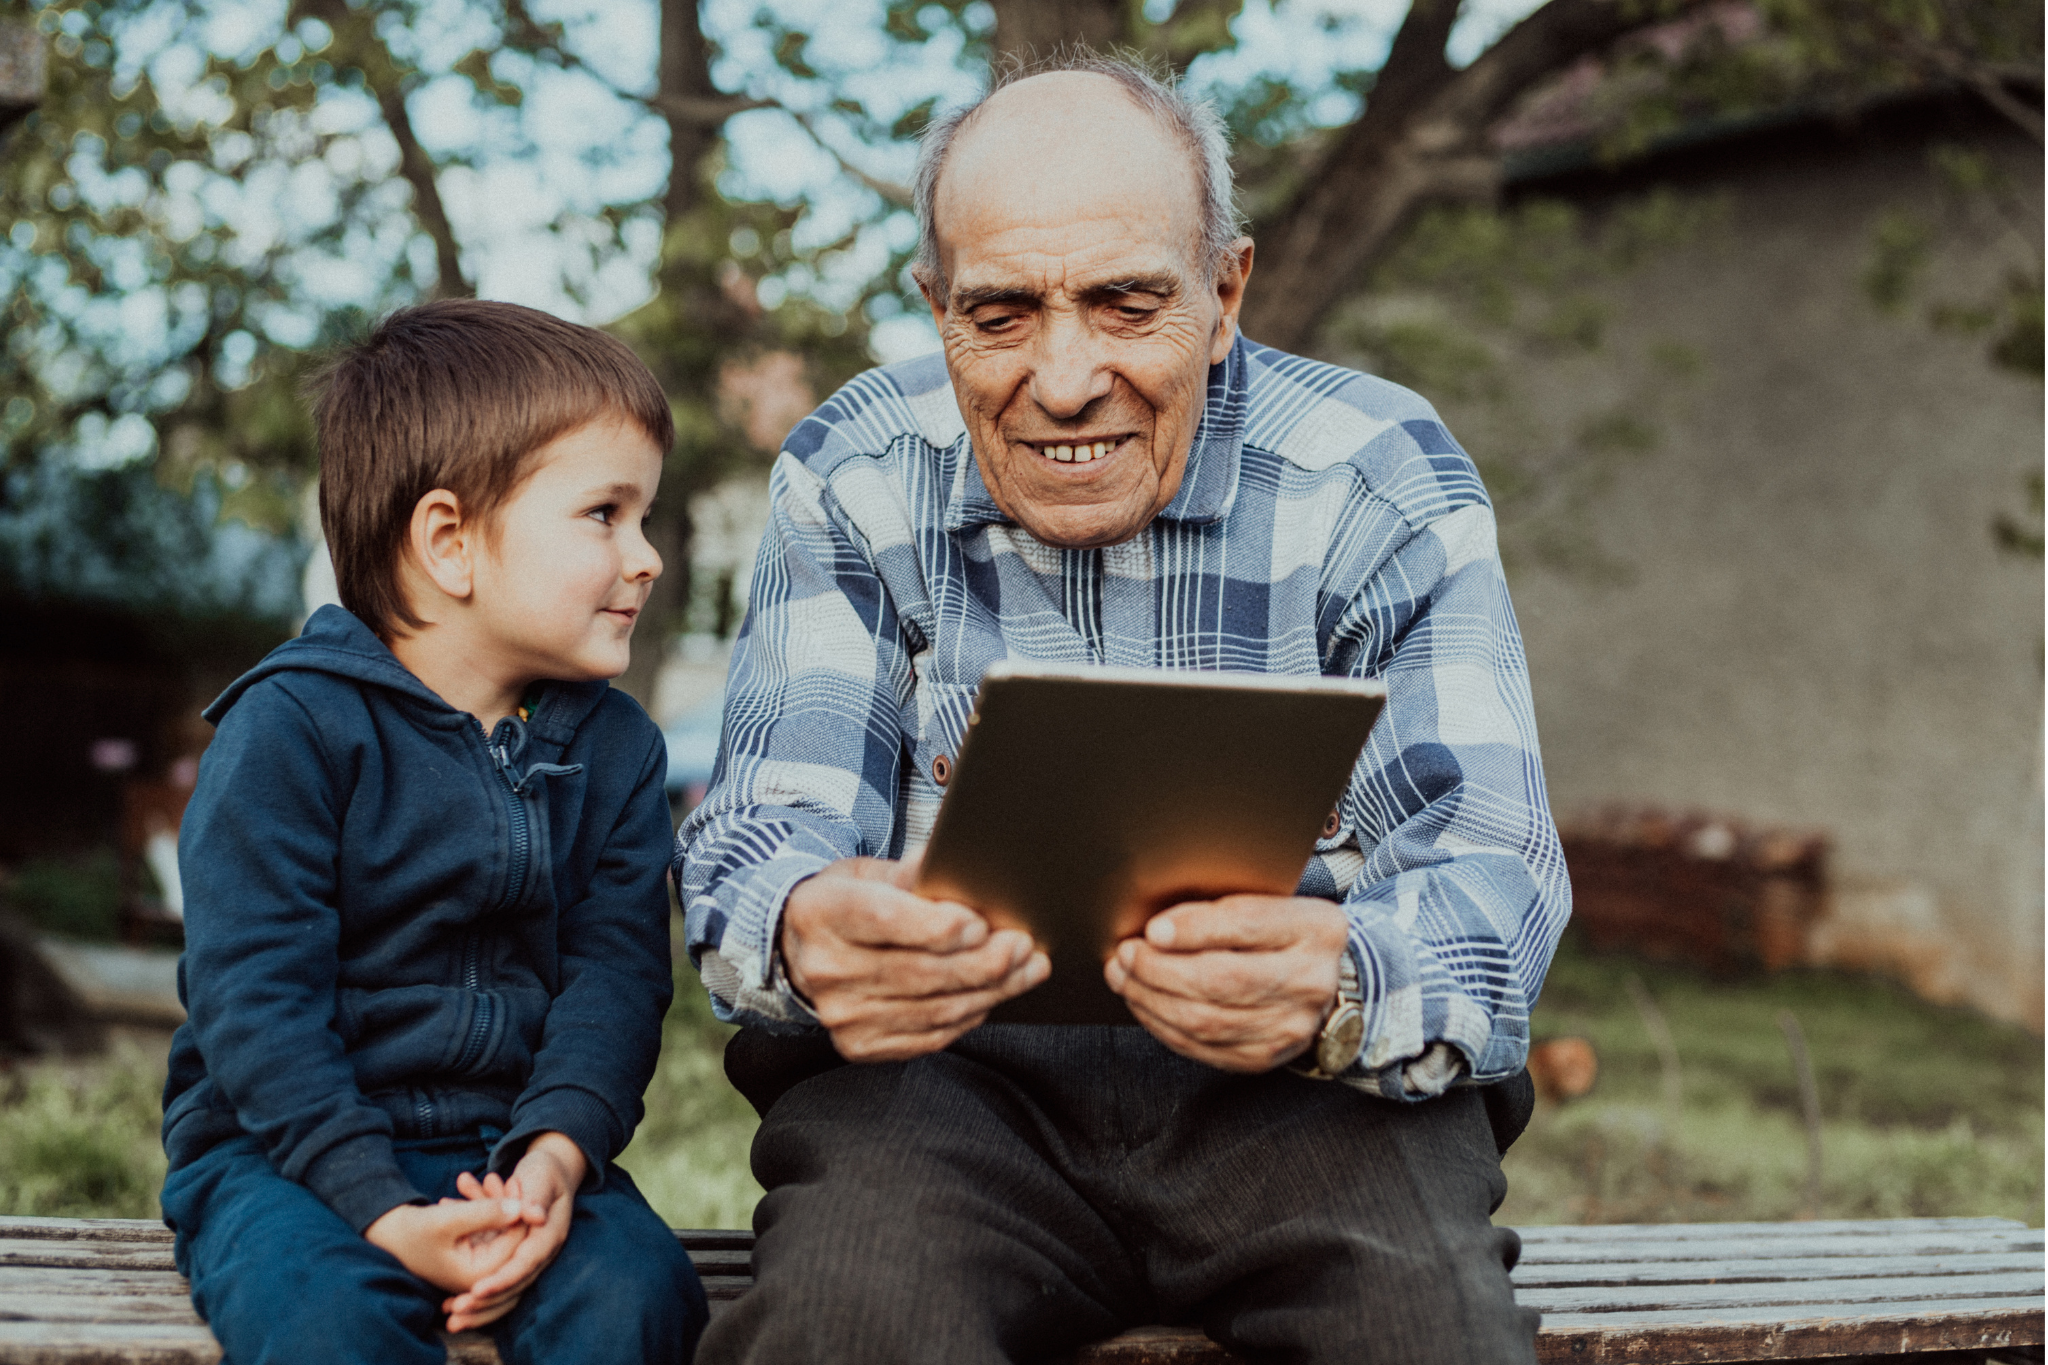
[678,52,1567,1365]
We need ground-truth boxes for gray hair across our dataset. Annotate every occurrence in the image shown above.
[911,49,1243,295]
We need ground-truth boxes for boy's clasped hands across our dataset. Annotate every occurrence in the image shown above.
[362,1132,588,1333]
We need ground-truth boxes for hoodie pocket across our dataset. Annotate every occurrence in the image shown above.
[335,984,550,1088]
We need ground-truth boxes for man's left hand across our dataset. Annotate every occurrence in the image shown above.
[1104,895,1349,1073]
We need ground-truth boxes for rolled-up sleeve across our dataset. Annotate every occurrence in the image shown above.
[1317,499,1570,1099]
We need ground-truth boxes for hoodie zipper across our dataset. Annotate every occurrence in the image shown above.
[492,738,533,916]
[452,933,493,1074]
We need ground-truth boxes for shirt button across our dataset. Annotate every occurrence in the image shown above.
[932,754,952,787]
[1322,808,1342,839]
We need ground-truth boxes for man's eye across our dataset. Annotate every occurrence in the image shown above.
[976,312,1021,333]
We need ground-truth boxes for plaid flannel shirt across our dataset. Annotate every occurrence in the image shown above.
[676,337,1570,1098]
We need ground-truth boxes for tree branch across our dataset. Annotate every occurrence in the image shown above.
[787,109,913,207]
[1243,0,1720,352]
[291,0,470,298]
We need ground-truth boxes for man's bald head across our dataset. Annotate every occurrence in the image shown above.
[912,53,1240,293]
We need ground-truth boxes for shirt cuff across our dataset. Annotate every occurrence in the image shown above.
[299,1133,425,1234]
[693,850,834,1030]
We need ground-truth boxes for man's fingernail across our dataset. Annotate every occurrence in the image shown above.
[1149,919,1177,947]
[1118,940,1138,967]
[500,1199,521,1216]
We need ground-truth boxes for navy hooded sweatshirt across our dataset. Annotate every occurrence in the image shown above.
[161,605,674,1234]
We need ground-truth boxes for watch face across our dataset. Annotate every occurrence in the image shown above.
[1318,1005,1366,1076]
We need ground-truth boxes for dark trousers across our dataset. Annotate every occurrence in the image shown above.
[161,1132,708,1365]
[701,1025,1540,1365]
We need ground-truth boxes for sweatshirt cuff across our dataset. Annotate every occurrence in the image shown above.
[300,1133,425,1233]
[494,1088,622,1192]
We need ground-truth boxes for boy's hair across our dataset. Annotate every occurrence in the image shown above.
[311,299,675,639]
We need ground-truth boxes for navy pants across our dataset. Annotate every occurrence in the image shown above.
[161,1133,707,1365]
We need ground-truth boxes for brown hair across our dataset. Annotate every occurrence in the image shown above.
[311,299,674,639]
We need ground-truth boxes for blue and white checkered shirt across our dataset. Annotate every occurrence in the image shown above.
[676,337,1570,1098]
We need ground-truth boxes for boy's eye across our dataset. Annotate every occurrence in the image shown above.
[586,504,616,525]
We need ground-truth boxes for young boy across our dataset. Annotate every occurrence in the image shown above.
[159,300,706,1365]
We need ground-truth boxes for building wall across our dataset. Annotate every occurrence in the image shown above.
[1488,107,2042,1025]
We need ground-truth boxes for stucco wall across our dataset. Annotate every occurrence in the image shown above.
[1485,108,2043,1025]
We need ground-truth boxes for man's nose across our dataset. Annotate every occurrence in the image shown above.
[1028,311,1113,419]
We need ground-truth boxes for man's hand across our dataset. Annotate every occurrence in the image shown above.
[1104,894,1349,1073]
[440,1132,588,1332]
[363,1194,527,1297]
[782,855,1051,1062]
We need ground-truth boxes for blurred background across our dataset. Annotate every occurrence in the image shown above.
[0,0,2038,1232]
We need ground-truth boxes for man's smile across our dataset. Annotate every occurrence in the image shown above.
[1020,435,1134,466]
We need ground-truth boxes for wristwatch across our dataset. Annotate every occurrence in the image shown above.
[1288,950,1365,1080]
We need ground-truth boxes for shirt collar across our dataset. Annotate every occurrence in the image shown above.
[941,335,1247,535]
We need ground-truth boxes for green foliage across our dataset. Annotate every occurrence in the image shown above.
[1992,468,2042,558]
[1501,935,2045,1226]
[6,849,121,940]
[1863,209,1935,313]
[0,1039,166,1217]
[1323,189,1725,579]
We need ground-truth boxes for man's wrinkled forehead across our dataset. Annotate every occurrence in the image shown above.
[931,72,1207,286]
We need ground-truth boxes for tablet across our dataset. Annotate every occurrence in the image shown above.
[914,661,1387,1025]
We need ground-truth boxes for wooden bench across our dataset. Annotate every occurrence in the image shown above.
[0,1214,2038,1362]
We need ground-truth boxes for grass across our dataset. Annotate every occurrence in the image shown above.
[0,933,2036,1230]
[1499,933,2044,1227]
[0,1035,167,1218]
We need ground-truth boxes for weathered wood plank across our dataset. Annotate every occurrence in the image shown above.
[0,1247,176,1277]
[0,1224,168,1247]
[0,1216,2038,1364]
[1533,1304,2044,1363]
[1517,1219,2025,1244]
[1514,1253,2044,1289]
[1519,1273,2043,1315]
[1518,1232,2043,1267]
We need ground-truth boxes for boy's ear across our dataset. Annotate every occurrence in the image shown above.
[406,488,477,606]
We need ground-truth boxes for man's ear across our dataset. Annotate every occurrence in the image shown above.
[1208,236,1256,364]
[913,264,948,333]
[406,487,476,606]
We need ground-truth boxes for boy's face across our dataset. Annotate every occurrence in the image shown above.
[469,414,665,683]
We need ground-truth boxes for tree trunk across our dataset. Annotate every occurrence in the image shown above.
[990,0,1125,69]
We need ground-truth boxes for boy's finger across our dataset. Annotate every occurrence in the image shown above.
[439,1197,525,1238]
[454,1172,485,1200]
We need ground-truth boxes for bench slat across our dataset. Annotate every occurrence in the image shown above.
[1517,1218,2024,1242]
[1514,1252,2045,1289]
[1518,1271,2045,1315]
[0,1216,2037,1364]
[1518,1231,2044,1267]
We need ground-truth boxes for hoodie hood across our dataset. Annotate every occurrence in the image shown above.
[205,605,612,745]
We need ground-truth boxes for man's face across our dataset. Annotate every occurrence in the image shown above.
[921,73,1252,549]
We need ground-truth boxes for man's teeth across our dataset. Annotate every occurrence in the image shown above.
[1042,441,1116,464]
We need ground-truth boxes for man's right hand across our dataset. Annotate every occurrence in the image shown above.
[782,855,1049,1062]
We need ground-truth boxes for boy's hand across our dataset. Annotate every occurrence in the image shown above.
[363,1196,528,1296]
[441,1132,587,1332]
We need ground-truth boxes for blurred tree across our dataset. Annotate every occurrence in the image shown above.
[1,0,2037,677]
